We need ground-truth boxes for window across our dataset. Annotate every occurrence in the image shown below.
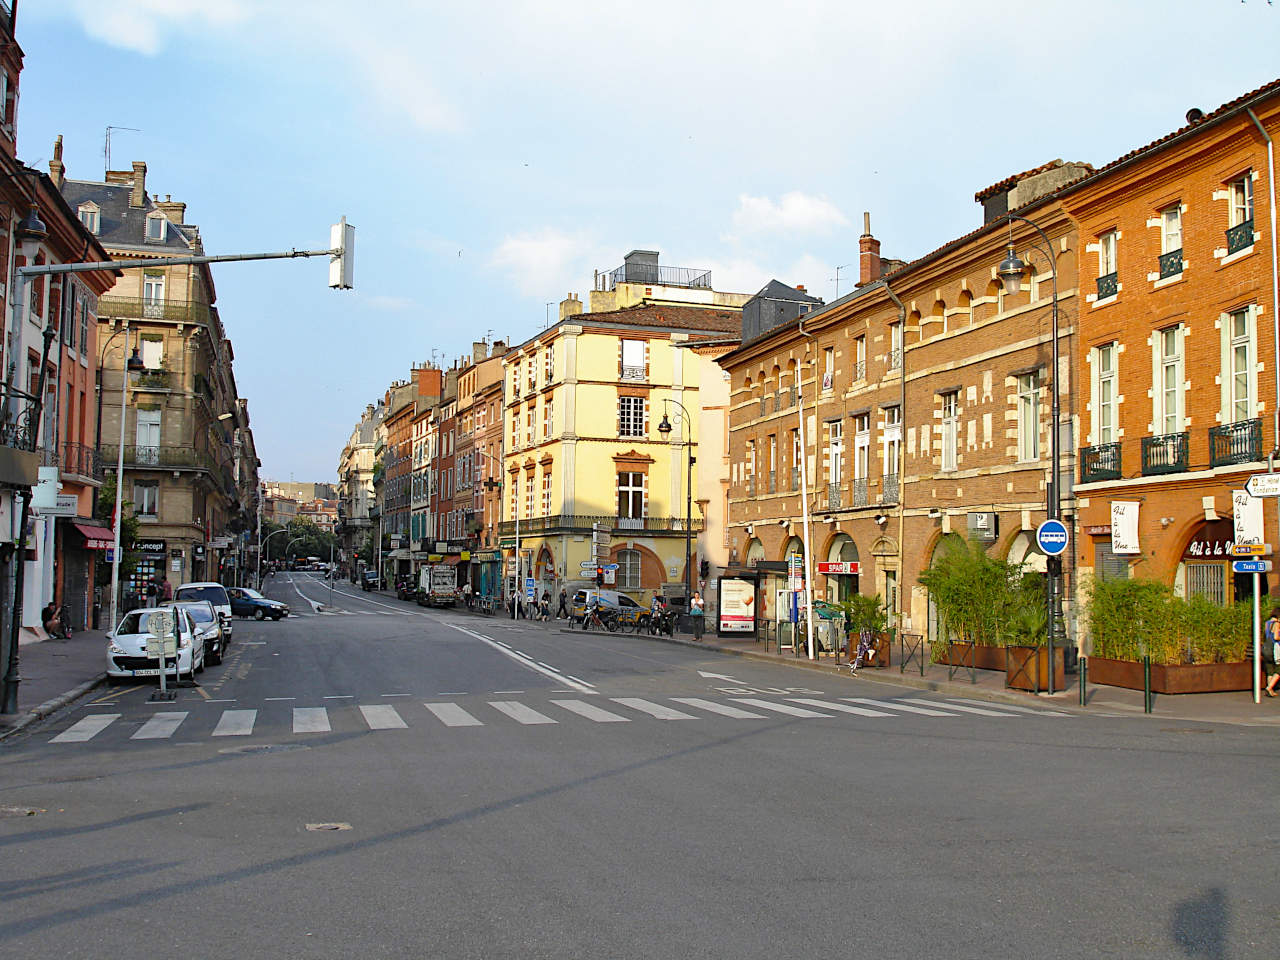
[133,481,159,517]
[545,345,555,385]
[142,273,165,318]
[1228,308,1254,422]
[853,414,870,480]
[79,299,89,355]
[525,407,534,445]
[141,338,163,369]
[767,434,777,475]
[827,420,843,485]
[527,358,535,392]
[543,397,553,438]
[78,204,99,235]
[822,347,834,392]
[889,323,902,369]
[940,391,958,472]
[525,474,535,518]
[621,339,645,380]
[882,406,901,476]
[135,409,161,463]
[509,475,518,520]
[854,337,866,380]
[1161,205,1182,254]
[618,549,641,590]
[145,214,166,242]
[1099,230,1117,275]
[1093,343,1117,444]
[1017,374,1040,461]
[618,395,645,438]
[1158,326,1183,434]
[617,472,645,526]
[511,411,519,449]
[542,473,552,515]
[1229,173,1254,227]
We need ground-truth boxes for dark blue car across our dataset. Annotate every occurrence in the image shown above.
[226,587,289,620]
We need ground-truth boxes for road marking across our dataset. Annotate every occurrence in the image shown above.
[904,698,1016,717]
[89,687,139,704]
[551,699,630,723]
[437,692,469,696]
[132,711,187,740]
[448,623,597,694]
[359,704,407,729]
[203,699,237,703]
[263,697,296,701]
[323,695,353,700]
[671,698,767,719]
[51,714,119,743]
[293,707,331,733]
[212,709,257,737]
[489,701,557,725]
[947,697,1069,717]
[195,687,211,700]
[380,693,410,697]
[729,698,833,718]
[698,671,747,683]
[242,642,267,646]
[610,698,696,720]
[843,697,957,717]
[424,703,483,727]
[492,690,524,694]
[787,698,893,717]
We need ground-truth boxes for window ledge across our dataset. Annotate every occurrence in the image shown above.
[1090,294,1119,310]
[1152,272,1185,290]
[1217,245,1255,267]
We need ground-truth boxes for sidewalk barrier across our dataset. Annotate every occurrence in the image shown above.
[1143,655,1153,714]
[1079,656,1088,707]
[899,631,924,676]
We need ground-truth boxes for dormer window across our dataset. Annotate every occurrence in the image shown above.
[78,203,100,235]
[145,213,166,242]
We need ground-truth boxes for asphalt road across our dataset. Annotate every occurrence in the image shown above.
[1,571,1276,959]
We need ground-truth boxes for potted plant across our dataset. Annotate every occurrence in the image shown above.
[919,537,1009,671]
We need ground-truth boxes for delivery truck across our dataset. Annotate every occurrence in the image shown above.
[417,563,459,608]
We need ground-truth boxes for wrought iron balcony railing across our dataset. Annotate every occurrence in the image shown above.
[888,349,902,371]
[767,470,776,494]
[1141,431,1189,476]
[852,477,869,508]
[498,514,704,536]
[791,467,800,491]
[621,364,645,382]
[855,359,866,380]
[1080,442,1122,483]
[1158,249,1183,279]
[881,472,899,505]
[1096,271,1118,299]
[827,482,841,510]
[1209,417,1262,467]
[1226,219,1254,256]
[61,441,104,482]
[759,397,769,418]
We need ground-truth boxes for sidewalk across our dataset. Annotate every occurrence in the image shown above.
[0,631,107,740]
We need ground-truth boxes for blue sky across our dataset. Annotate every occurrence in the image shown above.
[15,0,1280,482]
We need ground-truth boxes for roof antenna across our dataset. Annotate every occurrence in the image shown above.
[105,125,141,175]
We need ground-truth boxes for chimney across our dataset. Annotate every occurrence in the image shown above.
[155,193,186,224]
[472,340,488,361]
[795,284,806,293]
[859,211,882,286]
[48,135,65,190]
[559,292,583,322]
[129,161,147,208]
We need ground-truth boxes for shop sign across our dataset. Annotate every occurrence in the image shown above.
[1084,525,1111,537]
[137,539,167,555]
[817,561,860,575]
[718,577,756,633]
[1111,501,1140,555]
[43,494,79,517]
[1183,525,1235,559]
[967,512,998,542]
[1232,489,1265,546]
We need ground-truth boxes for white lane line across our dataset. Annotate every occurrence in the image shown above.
[424,703,483,727]
[489,701,557,725]
[131,711,188,740]
[448,623,597,695]
[947,697,1069,717]
[263,697,296,701]
[551,699,630,723]
[610,698,697,720]
[787,698,893,717]
[492,690,524,694]
[242,642,267,646]
[437,692,469,696]
[285,577,325,614]
[323,695,353,700]
[671,698,767,719]
[293,707,331,733]
[843,697,958,717]
[566,676,589,685]
[904,698,1016,717]
[537,661,555,669]
[359,704,407,729]
[212,709,257,737]
[51,714,119,743]
[380,693,411,697]
[203,699,237,703]
[729,698,833,718]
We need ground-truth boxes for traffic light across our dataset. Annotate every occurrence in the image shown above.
[699,559,710,579]
[595,566,604,587]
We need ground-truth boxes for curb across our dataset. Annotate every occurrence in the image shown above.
[0,673,108,742]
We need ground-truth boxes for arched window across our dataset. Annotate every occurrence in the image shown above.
[618,549,642,589]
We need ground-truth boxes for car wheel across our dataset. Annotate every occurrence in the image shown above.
[253,608,266,621]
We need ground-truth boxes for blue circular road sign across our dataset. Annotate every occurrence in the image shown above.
[1036,519,1069,557]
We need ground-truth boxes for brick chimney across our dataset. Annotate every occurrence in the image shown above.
[795,284,806,293]
[559,292,583,322]
[859,211,881,286]
[129,161,147,208]
[48,135,65,190]
[155,193,186,224]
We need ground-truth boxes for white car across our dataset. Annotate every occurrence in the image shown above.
[173,581,233,638]
[106,606,205,681]
[168,599,226,665]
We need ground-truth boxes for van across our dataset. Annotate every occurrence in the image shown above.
[173,581,233,637]
[569,589,645,626]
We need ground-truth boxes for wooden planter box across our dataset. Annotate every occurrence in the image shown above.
[1086,657,1253,694]
[934,641,1004,671]
[1005,645,1066,692]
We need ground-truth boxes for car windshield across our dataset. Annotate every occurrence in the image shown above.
[175,586,228,606]
[177,604,216,625]
[117,611,177,635]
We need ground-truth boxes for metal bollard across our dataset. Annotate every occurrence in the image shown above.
[1143,655,1152,714]
[1079,656,1087,707]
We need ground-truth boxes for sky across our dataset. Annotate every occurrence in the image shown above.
[14,0,1280,483]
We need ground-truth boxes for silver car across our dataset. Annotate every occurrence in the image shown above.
[106,607,204,682]
[168,599,226,665]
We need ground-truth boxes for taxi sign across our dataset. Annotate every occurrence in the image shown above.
[1036,519,1069,557]
[1232,559,1273,574]
[1245,474,1280,497]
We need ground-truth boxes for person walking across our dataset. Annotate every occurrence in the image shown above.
[1265,607,1280,697]
[539,591,551,622]
[557,588,569,620]
[159,577,172,602]
[462,581,472,610]
[689,591,705,640]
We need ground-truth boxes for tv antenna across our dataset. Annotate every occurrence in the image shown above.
[105,126,141,174]
[831,264,852,301]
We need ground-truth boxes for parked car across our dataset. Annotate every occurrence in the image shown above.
[361,570,382,591]
[106,606,204,682]
[226,586,289,620]
[570,589,646,627]
[173,581,233,638]
[167,599,226,664]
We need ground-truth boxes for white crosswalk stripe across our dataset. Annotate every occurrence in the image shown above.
[132,712,187,740]
[843,697,958,717]
[730,698,833,718]
[51,714,119,743]
[293,707,331,733]
[904,698,1016,717]
[610,698,697,720]
[424,703,483,727]
[490,701,556,725]
[359,704,407,729]
[551,699,630,723]
[787,698,893,717]
[671,698,767,719]
[947,697,1070,717]
[212,709,257,737]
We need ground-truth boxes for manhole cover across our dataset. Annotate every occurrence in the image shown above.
[0,806,43,818]
[306,822,351,832]
[217,743,309,756]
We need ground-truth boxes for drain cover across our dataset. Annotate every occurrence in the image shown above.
[306,822,351,832]
[0,805,43,818]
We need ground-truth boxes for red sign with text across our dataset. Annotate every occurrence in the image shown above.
[817,561,860,575]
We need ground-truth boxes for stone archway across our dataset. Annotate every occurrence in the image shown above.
[824,533,859,602]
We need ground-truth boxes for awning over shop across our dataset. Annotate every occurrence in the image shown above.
[72,522,115,550]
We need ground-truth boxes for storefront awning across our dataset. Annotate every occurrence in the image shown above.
[72,522,116,550]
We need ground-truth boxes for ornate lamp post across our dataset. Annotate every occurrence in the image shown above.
[657,400,696,607]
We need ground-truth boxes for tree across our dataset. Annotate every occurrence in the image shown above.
[94,474,139,585]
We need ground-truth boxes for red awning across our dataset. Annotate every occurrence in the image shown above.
[72,522,116,550]
[439,556,464,566]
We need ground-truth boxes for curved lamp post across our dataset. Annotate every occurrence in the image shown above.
[995,213,1063,695]
[106,343,147,635]
[657,400,696,605]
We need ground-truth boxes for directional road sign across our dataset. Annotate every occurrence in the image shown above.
[1245,474,1280,497]
[1232,559,1273,574]
[1036,519,1069,557]
[1231,543,1271,556]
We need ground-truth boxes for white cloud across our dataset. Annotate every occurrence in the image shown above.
[65,0,251,55]
[731,192,849,236]
[490,228,594,298]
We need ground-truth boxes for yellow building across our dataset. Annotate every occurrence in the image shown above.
[501,266,744,603]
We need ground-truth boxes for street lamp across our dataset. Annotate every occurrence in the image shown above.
[657,400,696,608]
[106,342,146,635]
[994,214,1064,695]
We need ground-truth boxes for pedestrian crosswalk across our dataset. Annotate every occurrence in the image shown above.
[48,694,1067,746]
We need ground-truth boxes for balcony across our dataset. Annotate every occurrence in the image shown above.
[1158,249,1183,279]
[827,482,841,510]
[759,397,769,418]
[852,477,869,508]
[855,359,865,380]
[595,262,711,292]
[888,348,902,371]
[881,472,899,504]
[99,296,220,331]
[60,441,104,483]
[134,368,173,390]
[1226,219,1254,255]
[1141,431,1189,476]
[1096,272,1118,299]
[621,364,646,382]
[100,444,226,476]
[1080,442,1122,483]
[498,515,704,537]
[1209,417,1262,467]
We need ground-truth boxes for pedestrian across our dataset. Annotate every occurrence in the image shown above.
[462,581,472,609]
[1265,607,1280,697]
[557,588,569,620]
[41,602,63,639]
[159,577,172,601]
[690,591,705,640]
[540,591,551,621]
[145,579,160,606]
[509,591,518,619]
